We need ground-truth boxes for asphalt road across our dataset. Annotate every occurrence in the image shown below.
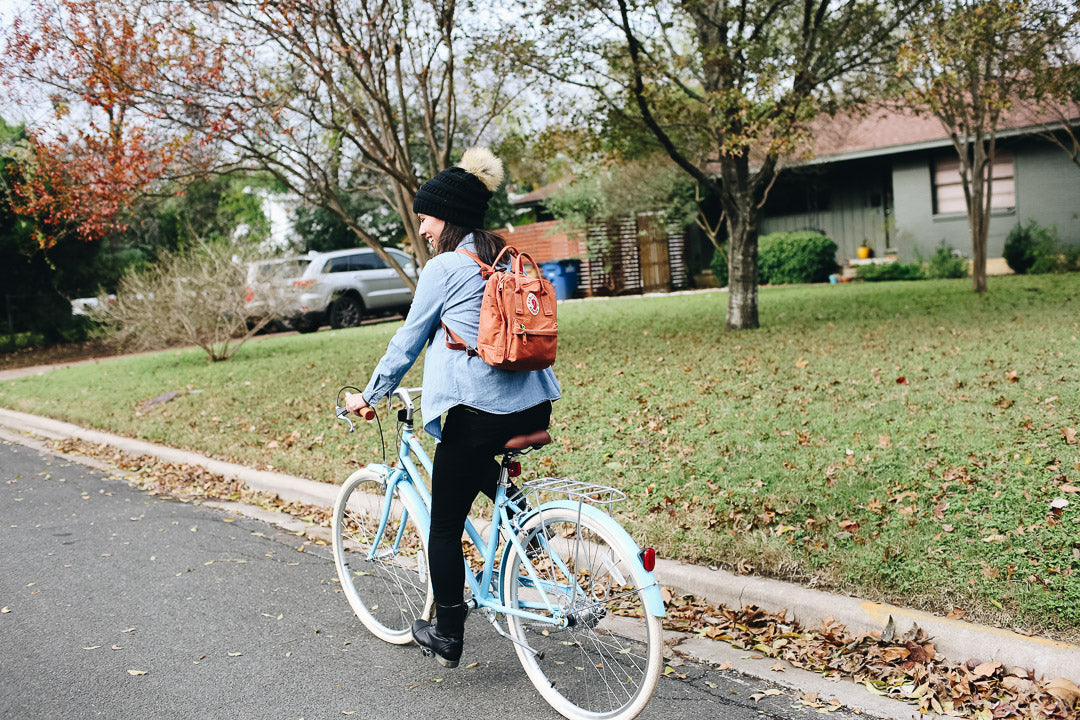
[2,439,827,720]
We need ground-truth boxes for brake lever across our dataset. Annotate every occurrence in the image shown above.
[335,405,356,433]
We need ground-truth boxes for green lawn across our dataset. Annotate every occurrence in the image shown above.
[3,274,1079,639]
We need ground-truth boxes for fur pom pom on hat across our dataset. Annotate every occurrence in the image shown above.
[413,147,505,229]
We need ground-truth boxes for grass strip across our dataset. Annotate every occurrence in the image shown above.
[3,273,1079,638]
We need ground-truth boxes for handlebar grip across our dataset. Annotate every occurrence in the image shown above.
[360,406,376,421]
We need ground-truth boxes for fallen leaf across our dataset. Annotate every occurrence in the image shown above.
[972,661,1002,678]
[127,669,148,676]
[82,646,102,651]
[0,606,9,613]
[770,662,786,672]
[945,607,966,620]
[1045,677,1080,704]
[795,358,808,368]
[992,702,1016,718]
[881,647,910,662]
[1064,427,1078,445]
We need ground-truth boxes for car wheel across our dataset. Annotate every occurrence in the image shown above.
[330,295,364,329]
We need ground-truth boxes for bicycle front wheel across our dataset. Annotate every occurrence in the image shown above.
[332,469,431,644]
[501,508,663,720]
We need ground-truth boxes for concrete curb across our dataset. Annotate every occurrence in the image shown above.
[1,406,1078,689]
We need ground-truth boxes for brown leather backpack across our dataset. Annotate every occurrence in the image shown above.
[442,246,558,371]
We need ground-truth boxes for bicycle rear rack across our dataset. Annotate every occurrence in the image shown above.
[521,477,626,508]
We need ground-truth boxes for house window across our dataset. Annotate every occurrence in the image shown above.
[932,152,1015,214]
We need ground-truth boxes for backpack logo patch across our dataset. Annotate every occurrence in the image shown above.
[526,292,540,315]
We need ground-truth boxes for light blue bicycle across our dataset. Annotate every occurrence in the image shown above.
[331,386,666,720]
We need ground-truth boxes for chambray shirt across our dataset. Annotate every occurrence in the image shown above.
[361,237,561,440]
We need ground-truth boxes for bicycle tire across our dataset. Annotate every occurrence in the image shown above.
[501,507,663,720]
[332,469,432,644]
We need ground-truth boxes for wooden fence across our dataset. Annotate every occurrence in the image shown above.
[495,216,689,297]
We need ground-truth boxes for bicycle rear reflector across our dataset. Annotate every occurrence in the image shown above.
[639,548,656,572]
[507,461,522,478]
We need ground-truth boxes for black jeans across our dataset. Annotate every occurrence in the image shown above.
[428,401,552,606]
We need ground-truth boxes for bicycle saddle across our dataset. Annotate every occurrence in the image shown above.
[503,430,551,451]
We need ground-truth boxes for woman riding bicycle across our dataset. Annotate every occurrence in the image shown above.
[344,148,561,668]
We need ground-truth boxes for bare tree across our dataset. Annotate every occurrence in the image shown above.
[898,0,1080,293]
[144,0,524,290]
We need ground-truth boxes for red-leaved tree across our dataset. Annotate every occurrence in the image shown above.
[0,0,214,247]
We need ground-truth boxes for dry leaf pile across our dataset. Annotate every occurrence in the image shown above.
[46,437,1079,719]
[664,596,1079,719]
[49,438,332,526]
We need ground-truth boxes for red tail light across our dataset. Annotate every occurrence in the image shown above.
[639,548,655,572]
[507,461,521,478]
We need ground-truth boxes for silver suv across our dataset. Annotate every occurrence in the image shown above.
[245,248,416,334]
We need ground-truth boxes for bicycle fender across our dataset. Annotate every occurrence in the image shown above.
[509,500,667,618]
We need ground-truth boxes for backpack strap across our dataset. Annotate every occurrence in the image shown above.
[443,324,478,356]
[455,248,497,278]
[440,247,510,356]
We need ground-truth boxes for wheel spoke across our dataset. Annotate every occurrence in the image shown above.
[502,510,662,720]
[332,473,430,644]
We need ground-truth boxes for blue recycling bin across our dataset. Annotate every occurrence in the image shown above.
[558,259,580,297]
[541,259,580,300]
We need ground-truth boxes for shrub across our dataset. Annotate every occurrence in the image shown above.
[856,261,925,282]
[757,231,839,285]
[926,242,968,279]
[709,245,729,287]
[99,242,272,362]
[1003,220,1056,274]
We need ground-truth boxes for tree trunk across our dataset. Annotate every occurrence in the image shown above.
[968,141,989,293]
[726,213,759,330]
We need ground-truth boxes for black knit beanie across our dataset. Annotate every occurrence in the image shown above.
[412,148,505,229]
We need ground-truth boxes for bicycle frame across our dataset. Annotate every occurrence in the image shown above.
[381,410,578,629]
[367,387,664,633]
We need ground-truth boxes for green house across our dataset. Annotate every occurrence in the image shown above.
[757,104,1080,273]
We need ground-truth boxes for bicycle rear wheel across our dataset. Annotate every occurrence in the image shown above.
[332,469,432,644]
[501,508,663,720]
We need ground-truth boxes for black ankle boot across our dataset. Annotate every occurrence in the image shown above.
[412,602,467,668]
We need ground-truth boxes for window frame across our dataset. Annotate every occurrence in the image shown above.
[931,151,1015,216]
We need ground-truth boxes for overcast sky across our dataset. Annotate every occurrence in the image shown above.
[1,1,44,125]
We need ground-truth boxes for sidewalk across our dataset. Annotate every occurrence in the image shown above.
[1,405,1078,717]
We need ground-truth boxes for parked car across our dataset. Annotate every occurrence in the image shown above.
[243,256,313,331]
[246,248,416,334]
[71,295,116,316]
